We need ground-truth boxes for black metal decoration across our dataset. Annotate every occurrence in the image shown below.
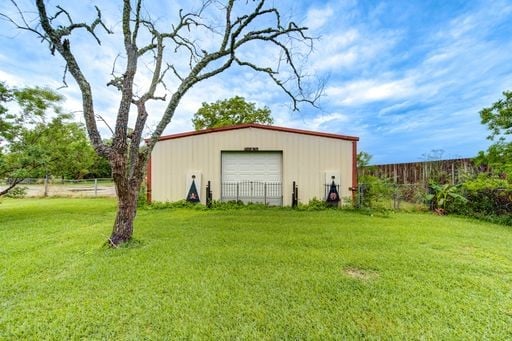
[186,175,200,203]
[292,181,299,208]
[206,180,212,208]
[326,176,340,206]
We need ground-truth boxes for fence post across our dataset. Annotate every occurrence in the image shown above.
[44,174,49,197]
[393,184,400,210]
[94,178,98,196]
[236,183,239,202]
[264,183,267,205]
[358,184,366,208]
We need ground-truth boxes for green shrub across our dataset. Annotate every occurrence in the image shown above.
[357,175,393,210]
[137,183,147,207]
[461,174,511,217]
[426,183,468,214]
[147,200,274,211]
[297,197,333,211]
[462,174,510,192]
[148,199,205,210]
[4,186,28,199]
[211,200,273,210]
[423,175,512,224]
[396,184,428,204]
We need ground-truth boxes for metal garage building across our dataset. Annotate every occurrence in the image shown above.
[147,123,358,206]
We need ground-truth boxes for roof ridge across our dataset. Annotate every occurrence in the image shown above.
[156,123,359,142]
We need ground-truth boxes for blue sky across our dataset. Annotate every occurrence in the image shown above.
[1,0,511,164]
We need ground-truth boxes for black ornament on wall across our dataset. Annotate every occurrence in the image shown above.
[186,175,200,203]
[326,176,340,205]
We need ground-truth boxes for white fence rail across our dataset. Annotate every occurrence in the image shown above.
[1,178,116,197]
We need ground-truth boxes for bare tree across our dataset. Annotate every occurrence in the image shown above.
[3,0,319,246]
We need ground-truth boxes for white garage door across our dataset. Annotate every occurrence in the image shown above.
[221,152,282,205]
[222,152,282,182]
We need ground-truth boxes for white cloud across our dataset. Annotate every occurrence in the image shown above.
[326,77,416,105]
[308,112,350,131]
[273,108,353,135]
[0,69,24,86]
[314,50,358,72]
[308,26,400,73]
[305,5,334,30]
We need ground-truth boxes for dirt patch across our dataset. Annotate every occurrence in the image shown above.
[343,266,379,281]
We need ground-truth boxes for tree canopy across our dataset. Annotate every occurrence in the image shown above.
[0,81,61,144]
[192,96,273,130]
[480,90,512,141]
[0,82,109,196]
[475,90,512,179]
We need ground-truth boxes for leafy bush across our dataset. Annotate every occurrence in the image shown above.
[148,199,205,210]
[357,175,393,210]
[462,174,509,192]
[212,200,274,210]
[423,175,511,224]
[137,183,147,207]
[4,186,28,199]
[426,183,468,214]
[461,174,511,217]
[396,184,428,204]
[147,199,274,211]
[297,197,333,211]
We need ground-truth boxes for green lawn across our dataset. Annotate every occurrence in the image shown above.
[1,198,511,339]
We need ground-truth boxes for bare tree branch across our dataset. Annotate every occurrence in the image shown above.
[96,114,114,136]
[1,0,49,46]
[34,0,111,158]
[0,178,23,197]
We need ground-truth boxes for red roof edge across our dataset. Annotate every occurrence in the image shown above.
[157,123,359,142]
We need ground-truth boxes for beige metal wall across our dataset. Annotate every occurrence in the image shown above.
[150,127,355,205]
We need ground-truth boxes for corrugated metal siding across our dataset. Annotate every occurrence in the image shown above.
[151,127,354,205]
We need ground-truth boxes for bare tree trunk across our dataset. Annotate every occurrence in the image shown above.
[109,175,142,246]
[108,147,145,246]
[110,187,137,246]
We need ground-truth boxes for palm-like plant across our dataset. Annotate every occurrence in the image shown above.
[426,183,468,214]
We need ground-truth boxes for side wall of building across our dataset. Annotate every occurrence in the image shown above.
[150,127,355,205]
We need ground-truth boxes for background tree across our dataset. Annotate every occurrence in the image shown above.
[0,81,61,144]
[0,82,61,195]
[0,82,109,195]
[480,91,512,140]
[357,151,372,168]
[4,0,318,246]
[475,90,512,179]
[14,114,99,179]
[87,150,113,179]
[192,96,273,130]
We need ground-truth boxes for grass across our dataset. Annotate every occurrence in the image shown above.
[1,198,511,339]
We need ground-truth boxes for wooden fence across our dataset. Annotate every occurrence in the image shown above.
[359,158,479,185]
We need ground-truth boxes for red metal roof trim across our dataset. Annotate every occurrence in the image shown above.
[157,123,359,142]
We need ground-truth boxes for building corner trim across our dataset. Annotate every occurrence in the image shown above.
[352,141,357,203]
[146,156,152,204]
